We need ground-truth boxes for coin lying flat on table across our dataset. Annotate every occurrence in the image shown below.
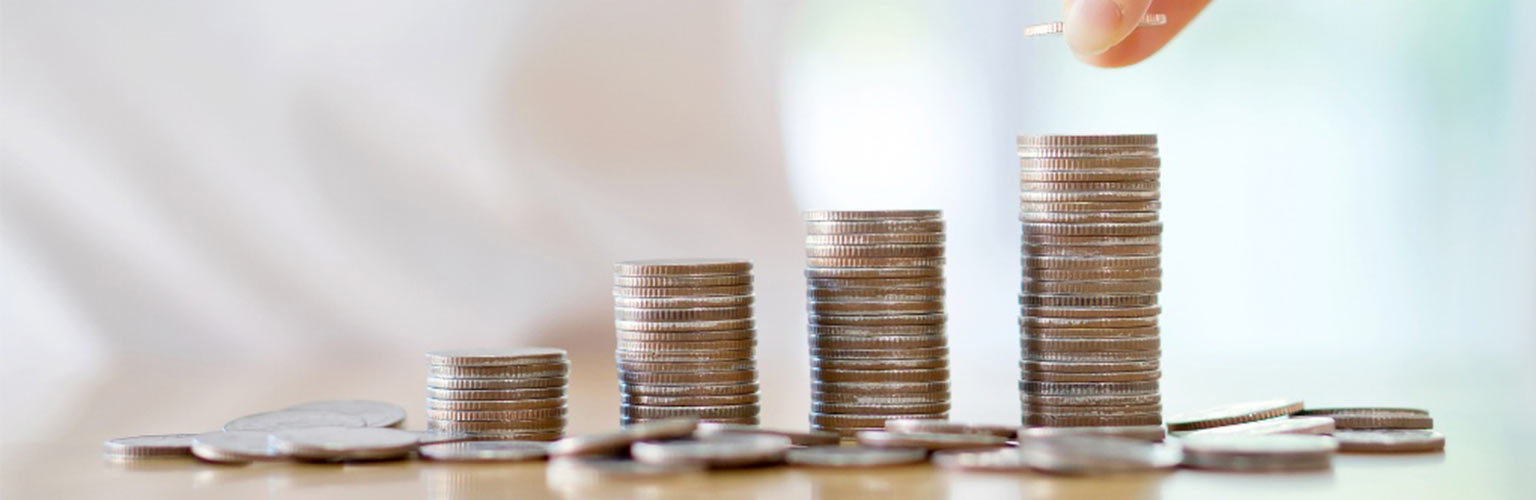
[787,446,928,468]
[1019,436,1182,474]
[885,419,1017,439]
[270,427,420,461]
[548,418,699,457]
[631,434,791,468]
[1166,399,1305,431]
[190,431,285,463]
[103,434,196,460]
[1297,408,1433,429]
[419,440,550,462]
[223,410,368,432]
[285,400,407,428]
[694,423,841,446]
[1019,425,1166,442]
[1186,416,1336,436]
[932,448,1030,471]
[857,431,1007,451]
[1179,434,1338,471]
[1331,430,1445,453]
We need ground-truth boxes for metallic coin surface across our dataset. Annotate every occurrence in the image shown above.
[190,431,284,463]
[1187,416,1336,436]
[616,330,756,343]
[807,277,944,288]
[428,363,570,379]
[1019,425,1166,442]
[102,434,195,459]
[285,400,407,428]
[427,407,568,421]
[857,431,1007,450]
[427,377,567,390]
[1166,400,1305,431]
[613,295,754,309]
[885,419,1018,438]
[427,419,566,432]
[623,394,760,407]
[805,220,946,235]
[616,349,755,362]
[1332,429,1445,452]
[693,423,841,446]
[812,334,950,350]
[613,319,755,332]
[612,285,754,298]
[612,275,753,288]
[1179,434,1338,471]
[548,417,698,457]
[426,347,568,366]
[806,233,945,245]
[620,404,760,420]
[223,410,367,432]
[804,210,941,221]
[813,401,951,415]
[619,382,759,396]
[813,357,948,370]
[426,397,566,411]
[787,446,928,467]
[810,346,949,360]
[426,387,565,401]
[812,414,949,429]
[814,381,950,394]
[631,434,791,468]
[812,368,949,383]
[1297,408,1433,429]
[418,440,549,462]
[1017,436,1181,474]
[613,259,752,276]
[270,427,420,461]
[614,306,753,322]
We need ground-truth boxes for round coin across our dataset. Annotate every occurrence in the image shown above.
[805,220,945,234]
[812,414,949,429]
[419,440,549,462]
[614,306,753,322]
[1022,279,1162,294]
[809,314,946,326]
[427,363,570,379]
[426,397,566,411]
[1187,416,1336,436]
[224,410,367,432]
[619,382,758,396]
[694,423,841,446]
[813,357,948,370]
[805,257,945,269]
[786,446,927,467]
[808,277,944,288]
[426,387,565,401]
[621,404,760,420]
[616,330,755,343]
[813,381,949,394]
[613,295,754,309]
[1017,135,1158,147]
[1017,436,1181,474]
[613,319,754,332]
[809,301,945,315]
[1167,399,1305,431]
[857,431,1006,450]
[1331,430,1445,453]
[805,233,945,245]
[1019,425,1165,442]
[811,335,947,350]
[804,210,941,221]
[813,368,948,383]
[271,427,420,461]
[102,434,195,459]
[932,448,1029,471]
[613,259,751,276]
[1020,210,1159,223]
[1024,268,1162,281]
[285,400,407,428]
[612,275,752,288]
[1296,408,1433,430]
[619,370,757,385]
[617,359,756,373]
[427,407,568,421]
[814,401,951,415]
[631,434,790,468]
[547,418,699,457]
[425,347,568,366]
[1021,305,1163,318]
[427,376,568,390]
[1179,434,1338,471]
[612,285,753,298]
[190,431,285,463]
[884,420,1016,438]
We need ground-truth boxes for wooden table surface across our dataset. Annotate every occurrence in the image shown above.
[4,351,1531,499]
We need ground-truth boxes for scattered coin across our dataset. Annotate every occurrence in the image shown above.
[631,434,791,468]
[1166,400,1305,431]
[102,434,195,460]
[1186,416,1336,436]
[787,446,928,468]
[884,419,1018,439]
[1331,430,1445,453]
[694,423,841,446]
[189,431,284,463]
[270,427,420,462]
[548,417,699,457]
[419,440,550,462]
[223,410,367,432]
[1297,408,1433,429]
[1179,434,1338,471]
[1019,425,1166,442]
[285,401,406,428]
[932,448,1030,471]
[857,431,1007,450]
[1018,436,1182,474]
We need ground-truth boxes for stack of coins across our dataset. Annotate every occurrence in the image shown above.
[613,259,760,426]
[425,348,569,440]
[1017,135,1163,428]
[804,210,949,437]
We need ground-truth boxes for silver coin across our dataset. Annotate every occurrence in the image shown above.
[1179,434,1339,471]
[932,448,1030,471]
[1332,429,1445,453]
[102,434,195,459]
[693,423,841,446]
[1019,425,1166,442]
[548,417,699,457]
[884,419,1017,439]
[411,429,482,445]
[631,434,791,468]
[1167,399,1305,431]
[786,446,927,467]
[190,431,284,463]
[419,440,549,462]
[857,431,1007,450]
[426,347,568,366]
[1187,416,1335,437]
[270,426,420,461]
[223,410,367,432]
[1019,436,1182,474]
[286,400,407,428]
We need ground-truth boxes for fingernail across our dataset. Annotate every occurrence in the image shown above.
[1064,0,1125,56]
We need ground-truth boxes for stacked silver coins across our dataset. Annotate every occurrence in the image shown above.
[1018,135,1163,428]
[805,210,950,437]
[613,259,760,426]
[425,347,569,440]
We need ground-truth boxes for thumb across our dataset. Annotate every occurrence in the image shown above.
[1062,0,1154,57]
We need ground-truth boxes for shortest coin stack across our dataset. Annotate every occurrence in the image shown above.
[425,347,570,440]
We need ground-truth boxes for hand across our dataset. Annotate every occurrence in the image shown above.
[1062,0,1211,67]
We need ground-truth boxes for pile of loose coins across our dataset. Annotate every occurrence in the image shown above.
[1018,134,1163,429]
[804,210,950,437]
[613,259,761,426]
[426,347,570,440]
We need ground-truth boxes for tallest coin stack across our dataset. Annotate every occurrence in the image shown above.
[1017,135,1164,429]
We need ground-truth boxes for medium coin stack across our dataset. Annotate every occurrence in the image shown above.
[805,210,949,437]
[613,259,760,426]
[1017,134,1163,428]
[425,347,569,440]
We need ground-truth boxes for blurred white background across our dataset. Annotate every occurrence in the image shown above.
[3,2,1533,489]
